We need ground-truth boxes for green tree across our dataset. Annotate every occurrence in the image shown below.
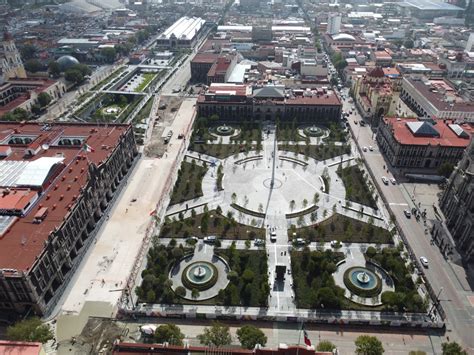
[37,92,52,107]
[236,325,267,349]
[12,108,29,120]
[197,322,232,347]
[441,341,467,355]
[20,44,37,60]
[154,324,185,345]
[175,286,186,298]
[6,318,53,344]
[48,61,61,78]
[191,288,200,300]
[355,335,384,355]
[64,68,84,85]
[317,340,336,352]
[100,47,117,63]
[31,104,42,116]
[24,59,43,73]
[404,39,415,49]
[438,162,454,178]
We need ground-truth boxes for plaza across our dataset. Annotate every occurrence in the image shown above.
[136,120,430,318]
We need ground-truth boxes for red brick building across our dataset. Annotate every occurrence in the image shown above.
[0,122,137,315]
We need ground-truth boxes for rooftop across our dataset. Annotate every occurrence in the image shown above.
[0,340,43,355]
[402,0,462,11]
[0,123,131,272]
[405,77,474,113]
[160,17,205,41]
[191,53,219,64]
[384,117,472,147]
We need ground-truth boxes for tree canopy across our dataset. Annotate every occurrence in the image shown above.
[355,335,384,355]
[441,341,468,355]
[317,340,336,352]
[20,44,37,60]
[6,318,54,344]
[197,322,232,347]
[236,325,267,349]
[37,92,52,107]
[154,324,185,346]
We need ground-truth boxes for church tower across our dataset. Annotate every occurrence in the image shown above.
[0,32,27,82]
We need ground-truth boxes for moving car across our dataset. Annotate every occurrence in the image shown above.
[330,240,341,248]
[270,231,277,242]
[363,146,368,152]
[294,238,306,246]
[390,178,396,185]
[404,209,412,218]
[368,146,373,151]
[420,256,429,268]
[381,176,389,185]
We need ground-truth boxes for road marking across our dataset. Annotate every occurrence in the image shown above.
[389,203,409,206]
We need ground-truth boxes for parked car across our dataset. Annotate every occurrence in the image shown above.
[368,146,373,151]
[330,240,341,248]
[254,238,265,246]
[404,209,412,218]
[294,238,306,246]
[420,256,429,268]
[363,146,368,152]
[390,178,396,185]
[203,236,216,243]
[381,176,389,185]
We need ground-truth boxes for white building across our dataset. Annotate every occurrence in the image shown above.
[327,13,341,35]
[156,17,206,49]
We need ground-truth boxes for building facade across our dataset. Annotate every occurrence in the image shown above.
[400,77,474,122]
[438,139,474,264]
[326,13,341,35]
[353,67,400,126]
[376,117,472,172]
[0,123,137,315]
[197,84,342,122]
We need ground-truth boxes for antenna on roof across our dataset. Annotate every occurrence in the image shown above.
[42,143,50,151]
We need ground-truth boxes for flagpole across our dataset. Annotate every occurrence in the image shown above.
[296,321,303,355]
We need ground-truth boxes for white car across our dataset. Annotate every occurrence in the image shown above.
[390,178,396,185]
[294,238,306,246]
[420,256,429,268]
[381,176,389,185]
[270,231,277,242]
[363,146,368,152]
[330,240,341,248]
[369,146,374,151]
[404,209,412,218]
[203,236,216,243]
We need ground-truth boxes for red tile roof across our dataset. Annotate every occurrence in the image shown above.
[0,122,131,271]
[0,341,43,355]
[383,117,473,147]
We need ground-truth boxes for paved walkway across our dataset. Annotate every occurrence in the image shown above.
[169,243,229,301]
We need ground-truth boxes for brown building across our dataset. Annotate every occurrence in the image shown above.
[190,53,219,83]
[376,117,472,172]
[0,122,137,315]
[197,83,342,122]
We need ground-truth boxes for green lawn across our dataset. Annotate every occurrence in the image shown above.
[135,72,157,92]
[290,213,393,244]
[170,161,207,205]
[160,209,265,240]
[278,143,351,161]
[337,165,378,209]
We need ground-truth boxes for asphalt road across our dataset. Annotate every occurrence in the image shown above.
[341,88,474,350]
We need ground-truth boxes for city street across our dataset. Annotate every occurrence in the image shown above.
[341,88,474,350]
